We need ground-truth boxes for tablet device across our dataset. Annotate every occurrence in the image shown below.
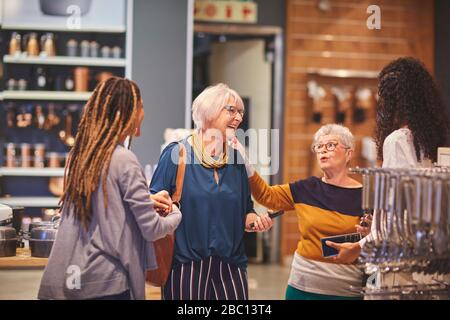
[320,233,362,257]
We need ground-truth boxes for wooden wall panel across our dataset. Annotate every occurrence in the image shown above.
[281,0,435,260]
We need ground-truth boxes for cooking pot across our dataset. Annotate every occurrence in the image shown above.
[0,226,17,257]
[30,226,57,258]
[39,0,92,16]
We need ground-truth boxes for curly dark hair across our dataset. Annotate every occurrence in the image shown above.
[375,57,450,162]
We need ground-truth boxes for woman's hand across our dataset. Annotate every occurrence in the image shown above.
[325,241,361,264]
[356,214,372,236]
[229,137,255,177]
[229,136,246,156]
[245,213,274,232]
[150,190,173,216]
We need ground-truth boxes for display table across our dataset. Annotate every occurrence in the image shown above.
[0,248,48,269]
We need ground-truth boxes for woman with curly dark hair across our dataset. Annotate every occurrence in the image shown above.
[326,57,450,268]
[375,57,450,167]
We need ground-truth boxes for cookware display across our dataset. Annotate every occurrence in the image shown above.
[9,32,22,56]
[23,32,40,56]
[351,167,450,299]
[2,24,126,230]
[331,86,352,124]
[307,80,326,124]
[8,31,123,59]
[0,226,17,257]
[40,33,56,57]
[39,0,92,16]
[29,219,59,258]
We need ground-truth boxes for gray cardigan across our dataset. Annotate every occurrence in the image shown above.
[37,145,181,300]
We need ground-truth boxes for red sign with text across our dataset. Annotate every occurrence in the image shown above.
[195,1,258,24]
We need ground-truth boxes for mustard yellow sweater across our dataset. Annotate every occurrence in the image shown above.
[249,173,363,263]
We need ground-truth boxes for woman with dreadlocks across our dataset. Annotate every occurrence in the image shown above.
[38,77,181,300]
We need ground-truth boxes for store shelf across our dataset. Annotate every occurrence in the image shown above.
[4,55,126,67]
[1,25,126,33]
[0,167,65,177]
[306,68,379,79]
[0,197,60,207]
[2,90,92,101]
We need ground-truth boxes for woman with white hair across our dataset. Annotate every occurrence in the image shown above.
[233,123,364,300]
[150,83,273,300]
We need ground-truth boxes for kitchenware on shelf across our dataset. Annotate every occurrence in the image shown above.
[47,152,61,168]
[307,80,326,124]
[28,220,53,234]
[350,167,450,300]
[20,143,31,168]
[9,32,22,56]
[40,32,56,57]
[65,75,74,91]
[65,112,76,147]
[48,153,64,196]
[90,41,99,58]
[43,104,60,131]
[353,88,374,124]
[5,143,17,168]
[101,46,111,58]
[34,106,46,129]
[39,0,92,16]
[16,106,33,128]
[0,226,17,257]
[96,71,113,83]
[74,67,89,92]
[43,209,58,222]
[7,78,17,91]
[53,75,64,91]
[17,79,27,91]
[66,39,78,57]
[23,32,40,56]
[49,178,64,196]
[331,86,353,124]
[35,67,48,90]
[34,144,46,158]
[80,40,90,57]
[34,143,46,169]
[30,226,57,258]
[6,104,16,128]
[112,46,122,59]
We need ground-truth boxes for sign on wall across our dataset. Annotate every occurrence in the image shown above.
[194,0,258,24]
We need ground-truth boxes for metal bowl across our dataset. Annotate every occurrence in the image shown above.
[0,226,17,257]
[30,227,57,258]
[39,0,92,16]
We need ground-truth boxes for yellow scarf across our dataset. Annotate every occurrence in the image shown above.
[191,131,228,169]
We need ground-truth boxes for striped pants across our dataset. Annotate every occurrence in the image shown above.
[162,256,248,300]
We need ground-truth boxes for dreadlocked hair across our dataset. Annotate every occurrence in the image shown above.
[375,57,450,162]
[61,76,142,229]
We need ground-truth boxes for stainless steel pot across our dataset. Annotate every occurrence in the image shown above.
[39,0,92,16]
[0,226,17,257]
[30,227,57,258]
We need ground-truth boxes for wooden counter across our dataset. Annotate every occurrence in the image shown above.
[0,248,48,269]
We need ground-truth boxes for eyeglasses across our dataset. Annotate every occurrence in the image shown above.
[311,141,350,153]
[223,105,245,118]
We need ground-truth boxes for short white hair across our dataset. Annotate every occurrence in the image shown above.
[192,83,244,129]
[312,124,355,150]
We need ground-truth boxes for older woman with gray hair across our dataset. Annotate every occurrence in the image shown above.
[233,123,364,300]
[150,83,273,300]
